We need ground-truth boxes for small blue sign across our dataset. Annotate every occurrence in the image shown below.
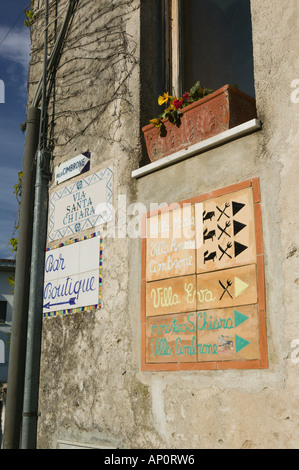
[55,151,91,185]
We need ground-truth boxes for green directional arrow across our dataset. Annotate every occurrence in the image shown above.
[235,335,250,353]
[234,309,249,327]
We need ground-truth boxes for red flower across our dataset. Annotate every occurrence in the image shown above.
[183,92,190,102]
[173,98,183,109]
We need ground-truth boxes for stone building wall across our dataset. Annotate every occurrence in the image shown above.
[26,0,299,449]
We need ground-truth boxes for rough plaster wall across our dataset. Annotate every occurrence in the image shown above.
[251,0,299,446]
[132,0,299,449]
[29,0,163,449]
[28,0,299,449]
[134,132,299,449]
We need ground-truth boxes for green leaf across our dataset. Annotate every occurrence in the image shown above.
[8,276,15,293]
[8,238,18,253]
[189,81,201,97]
[25,10,33,19]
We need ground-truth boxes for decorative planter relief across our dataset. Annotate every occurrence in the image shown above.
[142,85,257,163]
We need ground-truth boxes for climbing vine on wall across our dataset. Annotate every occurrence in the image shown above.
[7,171,23,292]
[24,1,35,28]
[9,0,140,284]
[7,0,35,289]
[29,0,139,161]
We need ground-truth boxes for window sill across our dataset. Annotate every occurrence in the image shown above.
[132,118,261,179]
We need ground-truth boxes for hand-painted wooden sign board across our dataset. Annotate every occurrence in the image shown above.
[43,232,102,317]
[48,167,113,242]
[141,179,268,371]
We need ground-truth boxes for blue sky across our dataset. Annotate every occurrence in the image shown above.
[0,1,31,259]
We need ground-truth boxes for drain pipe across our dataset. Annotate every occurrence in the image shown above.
[20,0,51,449]
[20,0,78,449]
[3,0,78,450]
[2,107,41,449]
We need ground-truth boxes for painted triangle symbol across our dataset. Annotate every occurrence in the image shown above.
[235,334,250,353]
[233,220,246,236]
[234,241,248,257]
[235,277,249,297]
[234,309,249,327]
[232,201,245,216]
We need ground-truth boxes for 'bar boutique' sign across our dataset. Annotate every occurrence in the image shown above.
[141,179,267,371]
[43,234,102,317]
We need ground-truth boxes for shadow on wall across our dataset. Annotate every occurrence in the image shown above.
[0,340,4,364]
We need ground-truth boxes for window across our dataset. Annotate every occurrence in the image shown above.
[164,0,255,98]
[0,301,7,324]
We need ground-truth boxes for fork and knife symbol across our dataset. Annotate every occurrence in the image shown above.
[219,279,233,300]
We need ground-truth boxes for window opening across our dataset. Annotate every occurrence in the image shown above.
[166,0,255,98]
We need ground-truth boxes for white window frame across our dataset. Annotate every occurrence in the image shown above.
[163,0,181,97]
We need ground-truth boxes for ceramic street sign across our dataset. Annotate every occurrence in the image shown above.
[142,181,267,370]
[55,151,91,185]
[146,304,260,364]
[48,167,113,242]
[43,235,101,315]
[146,205,196,282]
[146,312,198,363]
[146,275,197,317]
[196,264,257,310]
[197,188,256,273]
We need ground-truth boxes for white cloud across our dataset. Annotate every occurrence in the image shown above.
[0,26,30,72]
[0,217,17,259]
[0,26,30,259]
[0,166,20,211]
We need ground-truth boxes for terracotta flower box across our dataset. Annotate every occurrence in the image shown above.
[142,85,257,163]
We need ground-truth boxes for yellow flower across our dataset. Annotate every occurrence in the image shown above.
[165,103,175,112]
[149,118,161,128]
[158,92,171,106]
